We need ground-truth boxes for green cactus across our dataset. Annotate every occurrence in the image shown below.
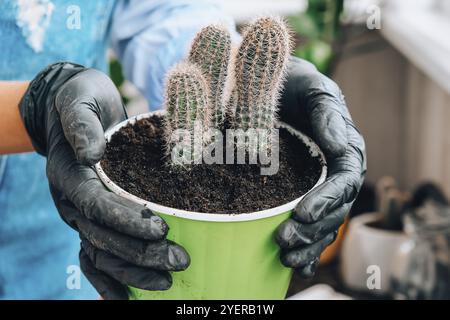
[230,16,292,131]
[189,25,231,128]
[163,62,211,161]
[163,17,292,164]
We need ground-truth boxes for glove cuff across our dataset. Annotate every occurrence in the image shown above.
[19,62,86,156]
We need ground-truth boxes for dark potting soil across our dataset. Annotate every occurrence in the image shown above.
[101,116,323,214]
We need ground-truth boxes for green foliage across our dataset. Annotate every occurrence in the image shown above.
[109,59,125,88]
[108,59,129,105]
[289,0,344,74]
[294,39,333,73]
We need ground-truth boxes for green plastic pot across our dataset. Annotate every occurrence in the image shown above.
[95,112,327,300]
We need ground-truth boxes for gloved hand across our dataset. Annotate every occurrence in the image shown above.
[276,57,366,277]
[19,62,190,299]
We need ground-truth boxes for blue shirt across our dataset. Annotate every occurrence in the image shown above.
[0,0,236,299]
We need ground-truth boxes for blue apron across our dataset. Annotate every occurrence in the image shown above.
[0,0,115,299]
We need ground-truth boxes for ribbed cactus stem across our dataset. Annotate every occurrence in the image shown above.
[231,16,292,131]
[163,62,211,162]
[189,25,231,129]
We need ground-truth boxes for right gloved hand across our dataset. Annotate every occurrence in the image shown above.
[19,62,190,299]
[275,57,366,278]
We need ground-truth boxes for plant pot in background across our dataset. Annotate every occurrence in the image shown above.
[95,112,327,300]
[340,213,408,295]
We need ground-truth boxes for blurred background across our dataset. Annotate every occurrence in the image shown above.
[110,0,450,300]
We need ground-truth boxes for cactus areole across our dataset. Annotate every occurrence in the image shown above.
[99,17,325,214]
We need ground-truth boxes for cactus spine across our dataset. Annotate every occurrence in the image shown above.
[163,62,211,161]
[189,25,231,128]
[230,17,292,131]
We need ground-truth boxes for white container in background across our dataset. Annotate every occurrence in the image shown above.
[340,213,408,295]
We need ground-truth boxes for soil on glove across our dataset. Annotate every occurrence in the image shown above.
[101,116,323,214]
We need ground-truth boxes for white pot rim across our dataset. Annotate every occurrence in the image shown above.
[350,212,407,238]
[95,112,328,222]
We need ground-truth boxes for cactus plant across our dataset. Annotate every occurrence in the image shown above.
[163,16,292,165]
[188,25,231,128]
[230,16,292,132]
[163,62,211,162]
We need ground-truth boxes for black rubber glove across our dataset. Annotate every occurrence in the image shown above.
[276,57,366,277]
[19,62,190,299]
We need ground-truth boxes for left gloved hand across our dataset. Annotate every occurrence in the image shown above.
[276,57,367,277]
[19,62,190,299]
